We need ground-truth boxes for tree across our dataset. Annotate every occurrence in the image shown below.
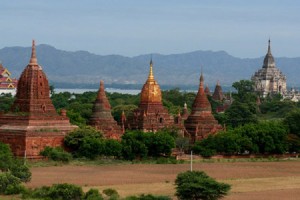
[121,131,148,160]
[175,171,231,200]
[284,109,300,137]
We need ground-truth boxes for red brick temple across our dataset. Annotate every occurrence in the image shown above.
[204,85,211,96]
[88,80,123,139]
[212,81,224,101]
[184,71,223,142]
[127,60,174,132]
[0,40,77,158]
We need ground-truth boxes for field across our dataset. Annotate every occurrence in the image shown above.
[24,159,300,200]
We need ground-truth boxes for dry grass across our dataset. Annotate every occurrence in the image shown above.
[23,160,300,199]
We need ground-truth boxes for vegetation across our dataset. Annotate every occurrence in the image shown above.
[40,146,72,162]
[0,142,31,195]
[175,171,231,200]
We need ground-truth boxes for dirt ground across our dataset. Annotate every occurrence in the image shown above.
[26,161,300,200]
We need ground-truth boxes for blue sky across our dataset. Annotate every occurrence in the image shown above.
[1,0,300,58]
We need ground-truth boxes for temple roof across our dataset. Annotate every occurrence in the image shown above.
[263,39,275,68]
[140,59,162,104]
[212,81,224,101]
[191,72,212,112]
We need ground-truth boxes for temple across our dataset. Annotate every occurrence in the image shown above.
[184,71,223,143]
[204,85,211,96]
[127,59,174,132]
[251,40,287,97]
[0,62,18,95]
[212,81,224,101]
[88,80,123,139]
[0,40,77,158]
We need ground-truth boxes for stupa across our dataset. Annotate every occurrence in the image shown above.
[251,40,287,97]
[184,71,223,143]
[212,81,224,101]
[0,40,77,158]
[204,85,211,96]
[127,59,174,132]
[88,80,123,139]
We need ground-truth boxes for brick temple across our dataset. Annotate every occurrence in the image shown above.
[88,80,123,139]
[127,59,174,132]
[0,40,77,158]
[212,81,224,101]
[184,71,223,142]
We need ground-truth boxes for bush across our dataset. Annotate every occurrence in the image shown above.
[0,172,21,194]
[0,142,14,171]
[84,188,103,200]
[103,188,119,199]
[48,183,84,200]
[175,171,231,200]
[40,146,72,162]
[4,183,26,195]
[10,159,32,182]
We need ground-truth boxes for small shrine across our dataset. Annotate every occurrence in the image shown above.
[88,80,123,140]
[127,59,174,132]
[0,40,77,158]
[184,71,223,143]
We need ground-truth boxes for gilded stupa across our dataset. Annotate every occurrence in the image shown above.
[184,71,222,142]
[127,59,174,132]
[88,80,123,139]
[0,40,77,158]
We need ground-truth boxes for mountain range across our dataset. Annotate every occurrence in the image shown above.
[0,44,299,89]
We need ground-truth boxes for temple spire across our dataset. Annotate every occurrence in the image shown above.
[267,39,271,54]
[29,40,38,65]
[148,58,154,80]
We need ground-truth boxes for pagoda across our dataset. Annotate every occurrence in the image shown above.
[0,40,77,158]
[127,59,174,132]
[184,71,222,143]
[204,85,211,96]
[88,80,123,139]
[251,40,287,97]
[212,81,224,101]
[0,62,18,95]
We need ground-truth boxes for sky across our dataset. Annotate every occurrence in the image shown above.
[1,0,300,58]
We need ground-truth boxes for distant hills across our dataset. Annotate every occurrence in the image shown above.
[0,44,300,89]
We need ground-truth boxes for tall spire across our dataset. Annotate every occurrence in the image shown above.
[29,40,38,65]
[267,39,271,54]
[200,67,204,88]
[148,58,154,80]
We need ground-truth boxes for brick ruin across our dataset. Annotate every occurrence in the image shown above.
[0,40,77,158]
[88,80,123,139]
[184,71,223,143]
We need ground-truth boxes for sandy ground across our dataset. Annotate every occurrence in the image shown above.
[26,161,300,199]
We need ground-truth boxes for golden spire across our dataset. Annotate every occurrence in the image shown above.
[148,58,154,80]
[29,40,38,65]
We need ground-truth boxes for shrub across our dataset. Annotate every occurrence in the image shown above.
[175,171,231,200]
[84,188,104,200]
[0,172,21,194]
[40,146,72,162]
[103,188,119,199]
[0,142,14,171]
[48,183,84,200]
[10,159,31,182]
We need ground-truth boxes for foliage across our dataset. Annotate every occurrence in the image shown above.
[0,142,14,171]
[78,137,105,159]
[0,172,21,195]
[103,188,120,200]
[284,109,300,137]
[175,136,190,153]
[193,121,289,156]
[47,183,84,200]
[9,159,32,182]
[0,93,15,113]
[64,126,103,152]
[40,146,72,162]
[104,139,122,158]
[175,171,231,200]
[84,188,104,200]
[121,130,175,160]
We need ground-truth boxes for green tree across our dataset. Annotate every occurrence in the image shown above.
[104,139,122,158]
[175,171,231,200]
[284,109,300,137]
[47,183,84,200]
[121,131,148,160]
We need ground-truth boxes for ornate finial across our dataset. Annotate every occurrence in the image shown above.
[29,40,38,65]
[100,80,104,88]
[217,80,220,86]
[200,67,204,83]
[267,38,271,54]
[148,57,154,80]
[184,102,187,109]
